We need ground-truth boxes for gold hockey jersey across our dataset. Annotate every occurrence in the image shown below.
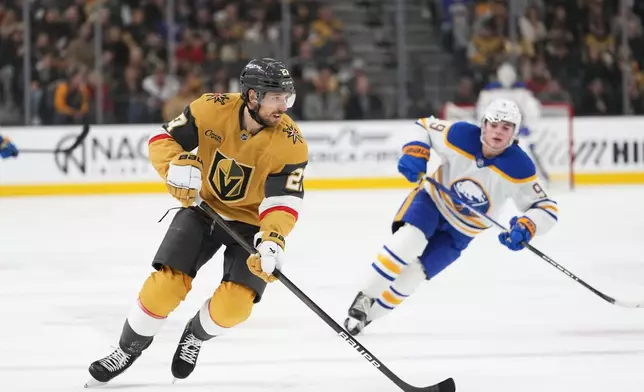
[148,93,308,239]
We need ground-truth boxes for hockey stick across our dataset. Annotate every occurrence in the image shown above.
[527,143,550,183]
[20,122,90,154]
[197,201,456,392]
[424,175,644,309]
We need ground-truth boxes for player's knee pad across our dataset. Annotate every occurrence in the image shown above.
[209,281,256,328]
[388,224,428,261]
[367,224,428,297]
[138,266,193,318]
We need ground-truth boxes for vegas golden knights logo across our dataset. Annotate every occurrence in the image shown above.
[209,150,254,202]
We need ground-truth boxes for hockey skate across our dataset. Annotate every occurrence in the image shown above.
[344,291,374,336]
[85,347,141,387]
[171,320,204,381]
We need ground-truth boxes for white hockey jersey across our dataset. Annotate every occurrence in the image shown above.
[412,117,558,238]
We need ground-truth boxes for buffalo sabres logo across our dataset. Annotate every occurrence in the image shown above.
[450,179,490,216]
[208,150,254,202]
[205,93,230,105]
[282,124,303,144]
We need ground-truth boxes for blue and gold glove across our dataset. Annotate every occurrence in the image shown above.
[0,135,18,159]
[498,216,536,251]
[398,141,429,182]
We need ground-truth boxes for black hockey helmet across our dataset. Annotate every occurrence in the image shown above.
[240,58,296,108]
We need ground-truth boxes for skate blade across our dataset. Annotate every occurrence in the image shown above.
[84,377,107,388]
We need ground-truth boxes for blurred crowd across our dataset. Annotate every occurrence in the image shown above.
[439,0,644,115]
[0,0,379,126]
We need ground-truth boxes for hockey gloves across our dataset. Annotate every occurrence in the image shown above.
[398,141,430,182]
[0,135,18,159]
[498,216,536,251]
[166,152,203,207]
[247,232,285,283]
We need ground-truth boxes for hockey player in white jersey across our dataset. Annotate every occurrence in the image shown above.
[344,99,559,335]
[476,63,549,181]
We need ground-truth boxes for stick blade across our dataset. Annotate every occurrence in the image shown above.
[415,377,455,392]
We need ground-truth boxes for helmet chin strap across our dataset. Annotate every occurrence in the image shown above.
[247,93,271,128]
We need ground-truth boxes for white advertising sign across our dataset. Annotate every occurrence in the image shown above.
[2,117,644,191]
[1,125,159,184]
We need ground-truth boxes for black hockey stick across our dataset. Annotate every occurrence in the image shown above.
[20,122,90,154]
[197,201,456,392]
[424,175,644,309]
[527,143,550,183]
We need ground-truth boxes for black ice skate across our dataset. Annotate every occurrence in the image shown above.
[85,347,141,387]
[344,291,374,336]
[171,321,204,381]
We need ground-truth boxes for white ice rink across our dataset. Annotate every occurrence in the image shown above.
[2,186,644,392]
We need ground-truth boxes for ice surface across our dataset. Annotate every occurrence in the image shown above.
[2,186,644,391]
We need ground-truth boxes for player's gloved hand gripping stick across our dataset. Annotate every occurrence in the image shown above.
[424,175,644,309]
[197,200,456,392]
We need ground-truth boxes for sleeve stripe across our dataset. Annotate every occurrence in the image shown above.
[531,198,558,207]
[533,206,558,221]
[149,133,172,145]
[260,206,298,221]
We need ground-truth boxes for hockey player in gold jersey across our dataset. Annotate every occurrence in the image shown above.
[86,58,307,386]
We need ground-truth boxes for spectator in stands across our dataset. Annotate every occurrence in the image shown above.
[53,71,89,125]
[142,64,180,123]
[241,10,280,61]
[624,17,644,68]
[445,0,472,73]
[104,25,131,72]
[66,24,94,70]
[579,78,616,115]
[627,78,644,114]
[545,35,578,90]
[302,65,344,121]
[583,45,619,86]
[176,28,206,70]
[123,7,147,46]
[467,20,506,84]
[311,6,343,50]
[162,71,202,122]
[113,65,148,124]
[332,43,359,98]
[0,10,21,111]
[519,5,547,58]
[585,23,614,61]
[32,53,61,124]
[345,73,383,120]
[526,58,550,95]
[1,0,363,124]
[451,75,477,105]
[545,4,577,48]
[536,79,571,104]
[291,41,319,86]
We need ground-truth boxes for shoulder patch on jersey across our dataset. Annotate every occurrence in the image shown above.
[204,93,231,105]
[269,116,308,169]
[282,123,304,144]
[192,93,241,117]
[490,144,536,182]
[445,121,482,158]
